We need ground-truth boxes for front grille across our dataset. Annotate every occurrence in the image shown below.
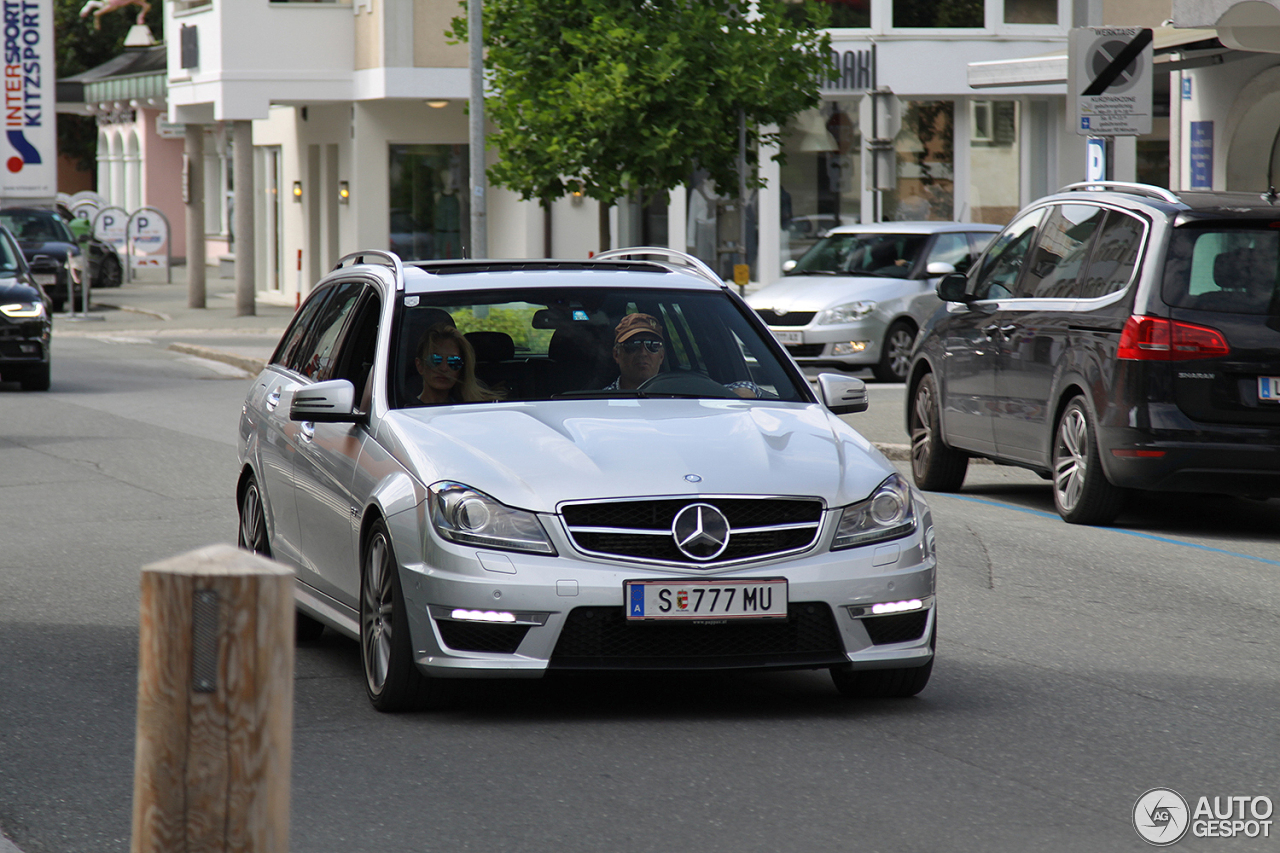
[549,603,846,670]
[862,611,928,645]
[437,620,530,653]
[786,344,825,358]
[756,309,816,327]
[562,497,823,566]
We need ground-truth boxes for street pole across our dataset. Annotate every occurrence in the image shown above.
[737,109,748,295]
[468,0,487,259]
[184,125,206,309]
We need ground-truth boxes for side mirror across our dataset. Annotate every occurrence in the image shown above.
[781,259,797,273]
[936,272,971,303]
[816,373,868,415]
[925,261,955,276]
[290,379,362,423]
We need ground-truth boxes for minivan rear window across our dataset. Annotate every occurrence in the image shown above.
[1163,225,1280,315]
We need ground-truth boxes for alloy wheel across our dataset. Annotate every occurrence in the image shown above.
[238,480,269,556]
[885,327,914,381]
[910,379,936,476]
[361,532,396,695]
[1053,406,1089,513]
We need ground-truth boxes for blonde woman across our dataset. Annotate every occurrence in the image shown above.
[414,323,501,405]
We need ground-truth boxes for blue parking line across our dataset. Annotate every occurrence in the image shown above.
[943,493,1280,567]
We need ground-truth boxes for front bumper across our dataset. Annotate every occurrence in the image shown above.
[770,318,887,367]
[387,503,937,678]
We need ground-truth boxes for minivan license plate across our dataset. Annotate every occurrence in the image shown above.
[1259,376,1280,403]
[625,578,788,621]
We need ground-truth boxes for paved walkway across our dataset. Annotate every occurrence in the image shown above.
[52,267,294,374]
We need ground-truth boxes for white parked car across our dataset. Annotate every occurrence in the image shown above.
[237,248,937,711]
[748,222,1001,382]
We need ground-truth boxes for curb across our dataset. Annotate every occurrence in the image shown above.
[93,302,172,321]
[167,343,266,376]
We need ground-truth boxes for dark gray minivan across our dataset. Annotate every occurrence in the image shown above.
[906,182,1280,524]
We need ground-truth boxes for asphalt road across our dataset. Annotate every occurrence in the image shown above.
[1,336,1277,852]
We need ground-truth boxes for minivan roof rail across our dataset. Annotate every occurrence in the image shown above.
[593,246,725,289]
[334,249,407,288]
[1059,182,1182,204]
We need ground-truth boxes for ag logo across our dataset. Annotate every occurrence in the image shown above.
[1133,788,1190,846]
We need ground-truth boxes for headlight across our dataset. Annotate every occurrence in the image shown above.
[430,482,556,555]
[818,301,876,325]
[832,473,917,550]
[0,302,44,318]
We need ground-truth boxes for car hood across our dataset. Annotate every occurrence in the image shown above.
[0,277,40,302]
[747,274,920,312]
[379,399,894,513]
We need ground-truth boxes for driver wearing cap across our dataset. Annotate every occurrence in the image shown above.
[602,313,761,397]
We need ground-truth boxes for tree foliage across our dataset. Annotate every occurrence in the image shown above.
[451,0,831,209]
[55,0,162,172]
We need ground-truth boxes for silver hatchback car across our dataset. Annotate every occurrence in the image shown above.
[748,222,1000,382]
[237,249,937,710]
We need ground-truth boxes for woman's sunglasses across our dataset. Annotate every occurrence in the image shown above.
[620,339,664,354]
[427,353,464,371]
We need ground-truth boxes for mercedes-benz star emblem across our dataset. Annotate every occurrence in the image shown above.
[671,503,731,561]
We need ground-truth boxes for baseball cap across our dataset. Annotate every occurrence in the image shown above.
[614,313,664,343]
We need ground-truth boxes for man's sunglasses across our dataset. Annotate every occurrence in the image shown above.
[620,339,664,354]
[427,353,464,371]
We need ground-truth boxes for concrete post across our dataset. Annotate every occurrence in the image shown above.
[185,125,206,309]
[233,120,256,316]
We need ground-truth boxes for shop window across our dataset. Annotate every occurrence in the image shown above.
[784,0,870,28]
[388,144,469,261]
[893,0,982,28]
[779,103,861,261]
[1004,0,1056,24]
[970,100,1020,225]
[883,101,954,221]
[686,172,757,281]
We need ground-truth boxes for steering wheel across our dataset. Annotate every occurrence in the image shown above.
[637,369,739,399]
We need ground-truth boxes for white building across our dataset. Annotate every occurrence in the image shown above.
[163,0,1113,301]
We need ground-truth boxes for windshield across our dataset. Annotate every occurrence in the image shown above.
[391,286,809,408]
[788,232,929,277]
[0,211,74,244]
[1162,225,1280,316]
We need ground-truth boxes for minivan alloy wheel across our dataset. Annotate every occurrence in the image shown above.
[1051,397,1126,525]
[909,372,968,491]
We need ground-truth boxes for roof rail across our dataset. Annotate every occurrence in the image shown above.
[593,246,725,289]
[333,249,406,288]
[1059,181,1181,204]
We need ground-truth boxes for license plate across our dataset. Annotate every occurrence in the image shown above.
[625,578,788,621]
[772,330,803,345]
[33,273,56,285]
[1259,376,1280,403]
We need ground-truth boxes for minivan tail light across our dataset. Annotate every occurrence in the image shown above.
[1117,316,1230,361]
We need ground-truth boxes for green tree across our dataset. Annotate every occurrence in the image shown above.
[452,0,831,249]
[55,0,162,175]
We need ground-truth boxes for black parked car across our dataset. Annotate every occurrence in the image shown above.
[0,224,52,390]
[0,207,123,313]
[906,182,1280,524]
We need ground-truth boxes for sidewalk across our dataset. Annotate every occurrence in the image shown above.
[53,266,297,375]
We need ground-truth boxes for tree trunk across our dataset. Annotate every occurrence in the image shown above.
[598,200,611,253]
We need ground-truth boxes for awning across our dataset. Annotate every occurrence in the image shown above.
[967,27,1223,89]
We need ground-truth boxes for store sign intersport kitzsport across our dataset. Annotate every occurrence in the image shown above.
[2,0,54,197]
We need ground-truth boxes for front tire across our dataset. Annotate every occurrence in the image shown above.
[361,521,447,712]
[909,372,967,491]
[1052,397,1126,525]
[237,474,270,556]
[872,320,915,383]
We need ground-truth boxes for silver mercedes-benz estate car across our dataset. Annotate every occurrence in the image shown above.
[237,248,937,711]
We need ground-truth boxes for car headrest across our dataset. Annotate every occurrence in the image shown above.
[1213,248,1273,292]
[465,331,515,362]
[548,324,607,363]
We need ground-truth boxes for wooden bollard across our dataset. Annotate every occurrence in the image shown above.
[131,544,295,853]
